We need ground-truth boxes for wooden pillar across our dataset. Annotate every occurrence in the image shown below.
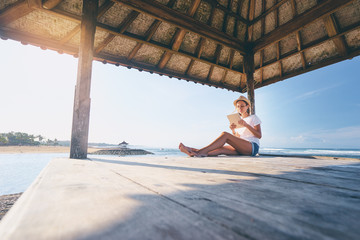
[244,52,255,114]
[70,0,98,159]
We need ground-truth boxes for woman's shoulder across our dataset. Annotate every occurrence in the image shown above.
[249,114,262,123]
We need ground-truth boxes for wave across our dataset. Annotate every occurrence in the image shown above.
[259,148,360,159]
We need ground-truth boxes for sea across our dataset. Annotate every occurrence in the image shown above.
[0,147,359,196]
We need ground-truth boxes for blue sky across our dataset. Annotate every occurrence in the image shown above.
[1,39,359,149]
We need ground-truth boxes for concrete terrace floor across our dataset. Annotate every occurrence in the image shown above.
[0,155,359,240]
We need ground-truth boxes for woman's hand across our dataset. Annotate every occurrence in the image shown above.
[230,123,240,137]
[237,119,248,127]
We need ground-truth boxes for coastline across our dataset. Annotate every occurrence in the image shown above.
[0,146,98,154]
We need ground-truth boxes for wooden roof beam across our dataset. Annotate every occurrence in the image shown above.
[234,0,244,39]
[58,0,114,47]
[97,0,115,17]
[207,44,222,81]
[204,0,248,24]
[323,14,348,56]
[42,0,63,9]
[246,0,255,42]
[95,10,138,53]
[157,0,201,69]
[253,0,354,52]
[221,0,233,34]
[296,31,307,70]
[250,0,289,25]
[0,1,34,26]
[113,0,248,54]
[127,20,161,61]
[255,48,360,90]
[43,7,244,75]
[96,52,243,92]
[128,0,176,61]
[255,21,360,71]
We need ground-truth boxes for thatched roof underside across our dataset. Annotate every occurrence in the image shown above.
[1,0,359,93]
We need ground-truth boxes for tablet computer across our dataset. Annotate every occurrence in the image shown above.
[227,113,242,128]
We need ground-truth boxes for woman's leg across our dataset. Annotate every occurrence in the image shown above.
[179,143,196,156]
[207,145,239,156]
[197,132,252,156]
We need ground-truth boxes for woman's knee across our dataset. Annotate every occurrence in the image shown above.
[221,131,232,137]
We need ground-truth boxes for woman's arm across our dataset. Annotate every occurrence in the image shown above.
[230,123,240,137]
[238,120,262,139]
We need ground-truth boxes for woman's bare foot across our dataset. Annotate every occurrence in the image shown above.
[179,143,195,157]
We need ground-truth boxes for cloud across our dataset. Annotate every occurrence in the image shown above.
[290,126,360,148]
[294,84,341,101]
[290,135,325,144]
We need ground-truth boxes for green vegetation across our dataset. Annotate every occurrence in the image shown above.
[0,132,59,146]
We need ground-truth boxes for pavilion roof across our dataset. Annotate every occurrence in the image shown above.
[1,0,359,93]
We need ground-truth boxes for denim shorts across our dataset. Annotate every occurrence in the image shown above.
[251,142,259,156]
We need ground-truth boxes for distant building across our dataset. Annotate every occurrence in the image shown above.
[118,141,129,148]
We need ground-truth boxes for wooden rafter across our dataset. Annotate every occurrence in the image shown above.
[207,44,222,81]
[195,37,206,58]
[220,70,228,85]
[1,0,358,95]
[247,0,256,42]
[27,0,42,8]
[260,0,265,37]
[58,0,114,47]
[42,0,63,9]
[96,51,244,91]
[0,1,34,26]
[128,0,176,61]
[59,25,80,45]
[274,4,282,77]
[253,0,354,52]
[127,20,160,61]
[222,0,233,34]
[251,0,289,25]
[296,31,307,69]
[255,21,360,71]
[185,59,195,75]
[323,14,348,56]
[290,0,296,17]
[255,48,360,90]
[113,0,247,54]
[229,49,235,69]
[233,0,243,39]
[183,36,206,78]
[277,43,283,77]
[205,0,248,24]
[95,10,139,53]
[97,0,115,17]
[157,0,201,69]
[45,7,245,75]
[0,24,245,92]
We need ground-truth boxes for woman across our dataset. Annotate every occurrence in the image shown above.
[179,96,262,157]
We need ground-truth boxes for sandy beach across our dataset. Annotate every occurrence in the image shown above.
[0,146,98,154]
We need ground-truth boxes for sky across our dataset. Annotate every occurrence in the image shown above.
[1,39,359,149]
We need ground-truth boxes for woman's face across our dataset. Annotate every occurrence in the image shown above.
[236,101,249,115]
